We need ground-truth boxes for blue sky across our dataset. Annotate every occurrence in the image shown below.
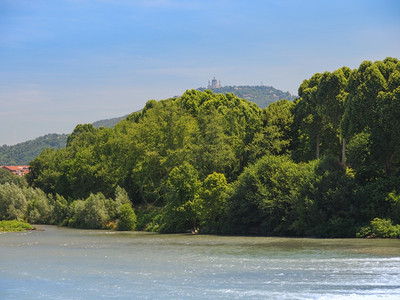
[1,0,399,145]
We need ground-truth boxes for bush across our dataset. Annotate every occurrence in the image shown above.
[135,206,162,231]
[158,163,201,233]
[0,220,32,232]
[357,218,400,238]
[0,183,27,221]
[53,194,68,225]
[197,172,229,233]
[68,193,111,229]
[300,156,358,237]
[26,187,54,224]
[225,154,313,235]
[117,204,137,231]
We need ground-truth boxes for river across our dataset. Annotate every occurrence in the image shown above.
[1,225,399,299]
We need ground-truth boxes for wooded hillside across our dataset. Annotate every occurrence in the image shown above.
[0,134,68,165]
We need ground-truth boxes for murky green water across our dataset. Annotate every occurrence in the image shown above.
[1,225,399,299]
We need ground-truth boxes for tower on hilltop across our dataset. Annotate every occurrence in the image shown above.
[207,77,221,89]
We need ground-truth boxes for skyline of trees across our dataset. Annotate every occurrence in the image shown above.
[1,57,399,238]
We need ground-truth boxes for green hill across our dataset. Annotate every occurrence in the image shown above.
[0,134,68,165]
[92,115,128,128]
[198,85,297,108]
[0,115,129,165]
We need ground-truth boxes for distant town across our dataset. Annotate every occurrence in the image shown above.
[0,165,30,177]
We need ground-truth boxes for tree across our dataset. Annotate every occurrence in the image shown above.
[316,67,351,164]
[117,203,137,231]
[246,99,295,164]
[225,155,312,235]
[26,187,54,224]
[197,172,229,233]
[66,123,97,147]
[26,148,66,195]
[295,73,323,160]
[0,168,24,187]
[293,67,351,163]
[192,108,236,177]
[158,162,201,233]
[0,183,27,221]
[342,57,400,176]
[68,193,110,229]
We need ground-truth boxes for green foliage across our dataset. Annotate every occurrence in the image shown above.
[66,123,97,147]
[68,193,110,229]
[346,131,384,180]
[53,194,68,225]
[225,154,313,235]
[0,168,25,187]
[26,187,54,224]
[197,172,229,233]
[293,67,350,162]
[26,148,67,195]
[117,203,137,231]
[29,90,262,204]
[0,183,27,221]
[158,162,201,233]
[246,99,295,164]
[19,58,400,237]
[342,57,400,176]
[297,157,358,237]
[0,183,56,224]
[357,218,400,238]
[355,176,400,224]
[0,220,32,232]
[0,134,68,165]
[386,191,400,224]
[135,206,162,231]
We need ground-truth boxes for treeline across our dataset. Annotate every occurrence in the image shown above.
[198,85,296,108]
[0,169,137,230]
[0,134,68,165]
[2,57,399,238]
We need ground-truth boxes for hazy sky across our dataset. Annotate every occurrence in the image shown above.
[1,0,399,145]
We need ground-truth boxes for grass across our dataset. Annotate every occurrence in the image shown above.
[0,220,32,232]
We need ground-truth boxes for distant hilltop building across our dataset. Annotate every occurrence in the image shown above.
[207,77,221,89]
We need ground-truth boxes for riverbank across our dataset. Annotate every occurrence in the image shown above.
[0,220,33,232]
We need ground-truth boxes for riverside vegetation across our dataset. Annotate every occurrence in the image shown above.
[1,58,399,237]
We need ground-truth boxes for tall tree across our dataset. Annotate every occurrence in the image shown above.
[295,73,323,160]
[342,57,400,176]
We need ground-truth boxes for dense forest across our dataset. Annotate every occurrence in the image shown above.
[198,85,296,108]
[0,134,68,165]
[1,57,399,237]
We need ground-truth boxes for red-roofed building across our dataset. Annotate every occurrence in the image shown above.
[1,166,30,177]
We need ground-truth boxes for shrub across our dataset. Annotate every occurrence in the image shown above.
[68,192,111,229]
[117,204,137,231]
[26,187,54,224]
[0,220,32,232]
[357,218,400,238]
[0,183,27,221]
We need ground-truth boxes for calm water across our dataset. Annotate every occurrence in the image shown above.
[1,226,400,299]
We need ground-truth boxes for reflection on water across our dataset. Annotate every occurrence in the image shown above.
[1,225,399,299]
